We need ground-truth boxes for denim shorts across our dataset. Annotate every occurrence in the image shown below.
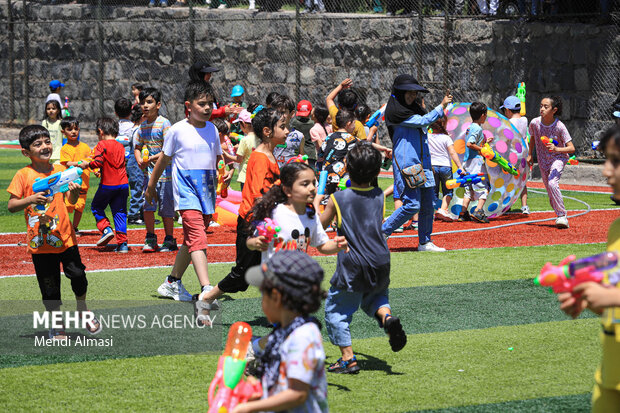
[143,179,175,218]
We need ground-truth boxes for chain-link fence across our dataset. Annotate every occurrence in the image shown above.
[1,0,618,154]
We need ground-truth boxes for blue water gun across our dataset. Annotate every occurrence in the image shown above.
[365,104,386,128]
[445,169,485,189]
[32,166,83,210]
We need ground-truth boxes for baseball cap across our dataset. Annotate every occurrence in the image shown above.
[232,109,252,124]
[613,111,620,119]
[500,96,521,111]
[392,74,429,93]
[296,99,312,117]
[231,85,245,97]
[245,250,324,291]
[49,80,65,89]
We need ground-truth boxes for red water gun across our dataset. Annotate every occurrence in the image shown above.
[567,155,579,165]
[286,154,308,165]
[541,135,559,150]
[256,218,281,243]
[208,322,262,413]
[534,252,618,294]
[224,134,237,157]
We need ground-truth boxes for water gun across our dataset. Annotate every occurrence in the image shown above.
[141,146,149,164]
[445,170,486,189]
[338,177,351,191]
[317,170,328,195]
[516,82,526,116]
[540,135,559,149]
[256,218,281,243]
[230,132,244,144]
[217,159,229,198]
[286,154,308,165]
[208,322,262,413]
[62,96,71,118]
[480,143,520,178]
[567,155,579,165]
[366,103,387,128]
[32,166,83,211]
[534,251,618,294]
[224,135,237,157]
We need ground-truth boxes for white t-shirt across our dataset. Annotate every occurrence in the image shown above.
[45,93,62,107]
[117,119,134,158]
[428,133,454,167]
[509,116,528,142]
[262,322,328,413]
[162,119,222,214]
[262,204,329,262]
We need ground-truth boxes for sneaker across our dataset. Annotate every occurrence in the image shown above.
[471,209,490,224]
[160,237,178,252]
[196,286,220,310]
[97,227,115,247]
[80,311,102,335]
[217,3,226,8]
[458,211,471,222]
[157,277,193,301]
[521,205,530,215]
[393,226,404,233]
[208,221,220,227]
[115,242,129,253]
[435,209,454,222]
[327,355,360,374]
[404,220,418,231]
[555,216,569,229]
[418,242,446,252]
[384,315,407,352]
[143,236,158,253]
[49,326,67,340]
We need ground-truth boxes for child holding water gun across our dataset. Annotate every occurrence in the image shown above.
[232,250,328,413]
[557,126,620,411]
[320,142,407,374]
[528,95,575,228]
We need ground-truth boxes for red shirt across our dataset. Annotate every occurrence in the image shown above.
[90,139,129,186]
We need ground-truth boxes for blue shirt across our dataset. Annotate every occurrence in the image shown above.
[463,123,485,162]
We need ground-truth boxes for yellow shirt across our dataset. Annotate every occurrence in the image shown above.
[328,105,367,141]
[42,119,63,163]
[236,132,259,184]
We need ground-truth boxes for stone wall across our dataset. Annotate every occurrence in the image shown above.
[0,3,616,151]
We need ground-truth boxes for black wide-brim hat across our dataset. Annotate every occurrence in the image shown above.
[392,74,429,93]
[191,61,220,74]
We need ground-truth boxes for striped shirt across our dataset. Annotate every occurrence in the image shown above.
[136,115,172,182]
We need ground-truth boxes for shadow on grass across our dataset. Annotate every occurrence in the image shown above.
[355,352,404,376]
[327,382,351,391]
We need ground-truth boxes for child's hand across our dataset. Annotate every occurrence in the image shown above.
[485,135,494,144]
[527,155,533,168]
[558,292,587,319]
[545,141,556,152]
[30,192,49,207]
[573,282,620,312]
[340,78,353,89]
[248,236,269,252]
[224,168,235,184]
[382,147,392,158]
[441,94,453,108]
[67,181,80,196]
[144,185,156,205]
[334,235,349,253]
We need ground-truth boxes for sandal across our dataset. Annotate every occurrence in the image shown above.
[327,355,360,374]
[384,315,407,352]
[49,325,68,340]
[80,311,102,335]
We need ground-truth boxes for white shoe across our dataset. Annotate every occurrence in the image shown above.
[217,3,226,8]
[521,206,530,215]
[435,208,454,222]
[393,226,404,233]
[555,216,569,229]
[197,285,220,310]
[418,242,446,252]
[157,277,193,301]
[208,221,220,227]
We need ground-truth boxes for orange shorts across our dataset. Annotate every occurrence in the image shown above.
[66,193,87,213]
[180,209,213,253]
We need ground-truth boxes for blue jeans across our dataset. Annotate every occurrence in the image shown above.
[382,172,435,244]
[126,156,144,219]
[433,166,453,200]
[324,286,390,347]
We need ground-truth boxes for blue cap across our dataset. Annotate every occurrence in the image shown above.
[231,85,245,97]
[49,80,65,89]
[613,111,620,119]
[500,96,521,111]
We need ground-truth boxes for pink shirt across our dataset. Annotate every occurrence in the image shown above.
[529,117,572,166]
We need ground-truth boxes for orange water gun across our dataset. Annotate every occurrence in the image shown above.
[217,160,229,198]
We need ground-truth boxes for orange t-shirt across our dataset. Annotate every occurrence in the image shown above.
[238,151,280,219]
[60,141,91,192]
[7,165,77,254]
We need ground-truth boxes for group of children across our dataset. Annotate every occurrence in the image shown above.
[9,74,619,412]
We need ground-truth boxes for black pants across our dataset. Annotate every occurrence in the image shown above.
[217,216,261,293]
[31,246,88,311]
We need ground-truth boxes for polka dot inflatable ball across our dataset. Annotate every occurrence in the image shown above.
[444,102,528,219]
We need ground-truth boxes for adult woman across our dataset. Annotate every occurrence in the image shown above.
[381,74,452,252]
[188,61,243,119]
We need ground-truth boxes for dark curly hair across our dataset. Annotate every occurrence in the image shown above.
[259,277,326,316]
[599,125,620,153]
[252,107,286,142]
[542,95,563,117]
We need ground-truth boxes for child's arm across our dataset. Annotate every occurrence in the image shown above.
[64,181,80,205]
[316,236,348,254]
[366,125,379,144]
[232,379,310,413]
[326,78,352,109]
[545,140,575,155]
[573,282,620,312]
[246,235,269,251]
[371,142,392,158]
[7,193,48,213]
[145,153,172,204]
[447,144,464,172]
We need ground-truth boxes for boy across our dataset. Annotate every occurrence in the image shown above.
[59,117,91,234]
[459,102,491,224]
[229,84,247,109]
[500,95,530,214]
[134,87,177,253]
[115,98,144,225]
[326,78,367,141]
[320,142,406,374]
[146,81,227,301]
[7,125,101,339]
[83,118,129,253]
[291,99,316,170]
[46,79,64,107]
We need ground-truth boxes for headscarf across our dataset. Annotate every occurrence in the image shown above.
[384,74,428,141]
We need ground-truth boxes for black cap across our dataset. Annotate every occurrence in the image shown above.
[392,74,429,93]
[245,250,324,291]
[191,61,220,74]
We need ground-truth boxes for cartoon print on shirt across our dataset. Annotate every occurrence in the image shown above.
[273,227,312,253]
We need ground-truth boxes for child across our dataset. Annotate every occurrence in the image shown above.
[147,81,227,302]
[42,99,63,164]
[134,87,177,252]
[459,102,491,224]
[197,107,288,308]
[235,250,328,413]
[528,95,575,228]
[309,104,332,173]
[119,101,145,225]
[245,162,347,260]
[428,117,464,221]
[229,84,248,109]
[354,103,372,137]
[233,109,260,191]
[46,79,64,108]
[131,83,144,107]
[271,95,300,167]
[211,118,238,166]
[557,126,620,411]
[83,118,129,252]
[59,117,91,233]
[290,100,316,170]
[7,125,101,339]
[326,78,367,141]
[501,95,530,214]
[319,142,406,374]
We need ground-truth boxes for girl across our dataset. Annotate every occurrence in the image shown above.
[233,250,329,413]
[246,162,347,260]
[42,100,63,164]
[558,126,620,412]
[310,104,332,173]
[527,96,575,228]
